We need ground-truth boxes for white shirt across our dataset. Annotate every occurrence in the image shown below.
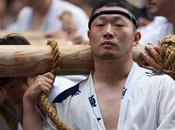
[44,62,175,130]
[138,16,174,45]
[7,0,89,40]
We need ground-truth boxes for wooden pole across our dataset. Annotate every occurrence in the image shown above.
[0,44,144,77]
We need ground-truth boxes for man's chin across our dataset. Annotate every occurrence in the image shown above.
[97,53,118,60]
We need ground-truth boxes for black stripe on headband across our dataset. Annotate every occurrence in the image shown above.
[88,10,138,29]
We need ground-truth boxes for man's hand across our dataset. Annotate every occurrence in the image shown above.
[140,44,163,72]
[23,72,55,104]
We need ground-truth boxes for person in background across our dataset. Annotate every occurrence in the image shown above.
[0,34,31,130]
[4,0,24,28]
[138,0,175,72]
[7,0,89,41]
[7,0,90,91]
[64,0,93,16]
[138,0,175,45]
[46,11,88,44]
[127,0,153,27]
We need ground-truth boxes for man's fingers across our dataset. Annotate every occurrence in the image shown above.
[43,72,55,80]
[145,45,162,63]
[154,45,161,52]
[37,80,53,95]
[140,52,162,71]
[39,84,51,95]
[24,72,55,102]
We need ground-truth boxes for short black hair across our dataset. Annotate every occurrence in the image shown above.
[0,33,30,45]
[90,0,135,17]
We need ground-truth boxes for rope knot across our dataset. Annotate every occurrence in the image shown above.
[38,40,71,130]
[160,34,175,79]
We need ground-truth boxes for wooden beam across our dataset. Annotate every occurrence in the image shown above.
[0,44,145,77]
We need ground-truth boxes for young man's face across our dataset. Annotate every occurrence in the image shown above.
[146,0,173,16]
[88,6,138,61]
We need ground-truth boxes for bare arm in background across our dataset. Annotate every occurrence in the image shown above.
[23,72,54,130]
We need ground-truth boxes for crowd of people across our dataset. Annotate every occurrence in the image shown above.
[0,0,174,130]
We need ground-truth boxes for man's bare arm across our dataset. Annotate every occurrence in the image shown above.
[23,72,54,130]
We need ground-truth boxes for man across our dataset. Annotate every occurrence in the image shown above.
[23,0,175,130]
[7,0,89,40]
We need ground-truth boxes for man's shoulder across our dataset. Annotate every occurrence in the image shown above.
[137,65,174,86]
[52,78,88,103]
[18,7,32,17]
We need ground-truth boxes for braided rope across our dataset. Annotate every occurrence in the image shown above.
[38,40,72,130]
[160,34,175,79]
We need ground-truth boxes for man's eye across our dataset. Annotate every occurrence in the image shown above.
[114,24,124,27]
[96,24,105,27]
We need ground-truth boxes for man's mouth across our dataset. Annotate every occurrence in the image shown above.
[101,41,115,48]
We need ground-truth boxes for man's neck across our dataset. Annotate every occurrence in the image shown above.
[93,57,133,85]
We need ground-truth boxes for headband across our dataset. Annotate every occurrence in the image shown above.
[88,10,138,29]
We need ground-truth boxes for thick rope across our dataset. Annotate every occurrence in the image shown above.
[160,34,175,79]
[38,40,72,130]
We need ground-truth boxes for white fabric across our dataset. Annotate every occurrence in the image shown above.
[49,76,78,102]
[49,75,88,102]
[18,123,23,130]
[7,0,89,40]
[127,0,145,8]
[138,16,174,45]
[44,62,175,130]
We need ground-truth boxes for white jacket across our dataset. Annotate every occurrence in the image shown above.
[44,62,175,130]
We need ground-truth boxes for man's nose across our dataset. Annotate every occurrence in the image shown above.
[103,24,114,39]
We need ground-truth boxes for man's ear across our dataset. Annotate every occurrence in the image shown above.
[87,30,91,45]
[133,31,141,45]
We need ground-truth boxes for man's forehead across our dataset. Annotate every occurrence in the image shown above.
[88,6,138,29]
[94,14,131,21]
[94,6,133,16]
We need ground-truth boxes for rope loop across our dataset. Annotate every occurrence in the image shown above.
[38,40,72,130]
[160,34,175,79]
[47,40,62,75]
